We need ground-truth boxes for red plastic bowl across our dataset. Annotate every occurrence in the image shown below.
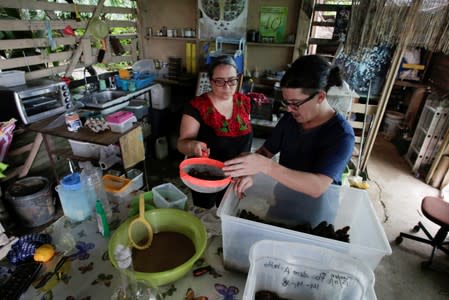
[179,157,231,193]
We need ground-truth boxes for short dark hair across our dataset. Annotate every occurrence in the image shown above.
[280,55,343,93]
[208,55,238,79]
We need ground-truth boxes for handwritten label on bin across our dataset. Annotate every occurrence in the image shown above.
[262,258,354,292]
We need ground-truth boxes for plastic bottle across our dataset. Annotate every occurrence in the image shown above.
[81,164,112,222]
[96,200,110,237]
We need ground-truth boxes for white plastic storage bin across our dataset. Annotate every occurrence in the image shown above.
[69,140,107,159]
[152,183,187,209]
[217,173,392,272]
[243,240,376,300]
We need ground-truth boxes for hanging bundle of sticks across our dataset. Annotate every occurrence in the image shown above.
[345,0,449,54]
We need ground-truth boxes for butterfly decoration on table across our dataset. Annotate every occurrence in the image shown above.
[68,241,95,261]
[193,258,205,267]
[185,288,208,300]
[160,284,177,298]
[78,262,94,274]
[77,230,86,238]
[193,265,222,278]
[215,284,239,300]
[102,250,109,261]
[91,273,113,287]
[59,272,72,285]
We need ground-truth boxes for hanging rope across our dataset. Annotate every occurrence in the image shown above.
[345,0,449,54]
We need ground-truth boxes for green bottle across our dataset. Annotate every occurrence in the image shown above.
[96,200,110,237]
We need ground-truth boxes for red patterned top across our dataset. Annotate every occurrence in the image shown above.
[190,93,252,137]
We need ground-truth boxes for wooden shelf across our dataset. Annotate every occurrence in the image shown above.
[145,35,196,41]
[247,42,295,48]
[50,148,91,162]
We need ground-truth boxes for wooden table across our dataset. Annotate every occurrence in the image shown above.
[28,115,145,181]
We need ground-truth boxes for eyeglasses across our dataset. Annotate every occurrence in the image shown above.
[280,92,319,109]
[211,77,239,87]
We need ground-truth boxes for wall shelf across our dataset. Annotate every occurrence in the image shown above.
[145,35,197,41]
[247,42,295,48]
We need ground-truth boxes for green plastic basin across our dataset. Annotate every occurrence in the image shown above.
[108,208,207,287]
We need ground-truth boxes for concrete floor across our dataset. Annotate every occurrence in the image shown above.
[366,137,449,299]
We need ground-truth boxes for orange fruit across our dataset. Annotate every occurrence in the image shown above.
[34,244,55,263]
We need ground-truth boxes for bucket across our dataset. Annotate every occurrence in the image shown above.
[383,111,404,141]
[6,176,55,227]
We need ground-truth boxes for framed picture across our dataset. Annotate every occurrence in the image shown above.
[259,6,288,43]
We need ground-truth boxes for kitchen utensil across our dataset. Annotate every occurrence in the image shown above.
[108,208,207,287]
[128,194,153,250]
[179,157,231,193]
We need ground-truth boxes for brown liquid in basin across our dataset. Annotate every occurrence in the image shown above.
[132,231,195,273]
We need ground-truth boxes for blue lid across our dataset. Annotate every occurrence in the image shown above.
[61,173,81,190]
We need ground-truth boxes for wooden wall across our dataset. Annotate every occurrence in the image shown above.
[0,0,138,79]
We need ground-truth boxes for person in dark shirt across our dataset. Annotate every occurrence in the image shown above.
[177,55,252,208]
[223,55,355,200]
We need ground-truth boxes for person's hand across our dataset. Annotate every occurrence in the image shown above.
[223,153,269,177]
[232,176,253,199]
[191,141,209,157]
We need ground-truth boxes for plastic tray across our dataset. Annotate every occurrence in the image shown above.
[243,240,376,300]
[217,173,392,273]
[114,74,155,91]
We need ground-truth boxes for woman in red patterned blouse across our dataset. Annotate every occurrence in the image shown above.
[177,55,253,208]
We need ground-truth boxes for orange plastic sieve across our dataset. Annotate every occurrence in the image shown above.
[179,157,231,193]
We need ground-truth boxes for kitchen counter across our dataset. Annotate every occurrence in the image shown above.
[21,190,247,299]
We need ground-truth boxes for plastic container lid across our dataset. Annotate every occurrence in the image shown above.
[106,111,135,124]
[179,157,231,193]
[61,173,81,190]
[132,59,155,74]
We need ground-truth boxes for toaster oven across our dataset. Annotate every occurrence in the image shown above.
[0,79,73,124]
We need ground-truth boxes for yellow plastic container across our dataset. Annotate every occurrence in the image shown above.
[103,174,132,195]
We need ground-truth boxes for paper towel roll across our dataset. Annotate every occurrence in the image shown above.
[99,155,121,170]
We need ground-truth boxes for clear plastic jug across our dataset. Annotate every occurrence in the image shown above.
[55,173,96,222]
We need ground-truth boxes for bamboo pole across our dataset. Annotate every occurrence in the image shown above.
[361,0,423,171]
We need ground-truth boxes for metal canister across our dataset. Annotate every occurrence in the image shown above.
[65,111,82,132]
